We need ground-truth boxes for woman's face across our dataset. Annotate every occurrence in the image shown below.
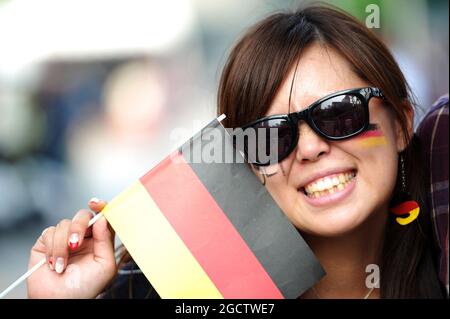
[260,44,405,237]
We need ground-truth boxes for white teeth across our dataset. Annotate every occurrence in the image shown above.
[303,171,356,198]
[324,178,333,190]
[317,180,325,192]
[332,177,340,186]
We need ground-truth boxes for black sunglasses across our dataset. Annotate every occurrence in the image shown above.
[235,87,385,166]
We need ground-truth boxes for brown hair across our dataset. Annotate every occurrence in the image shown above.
[217,3,444,298]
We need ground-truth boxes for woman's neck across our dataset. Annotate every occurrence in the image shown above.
[302,209,387,299]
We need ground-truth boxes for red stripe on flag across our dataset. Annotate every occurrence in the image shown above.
[140,151,284,299]
[356,129,384,138]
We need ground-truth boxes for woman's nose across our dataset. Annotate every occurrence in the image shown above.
[295,122,331,163]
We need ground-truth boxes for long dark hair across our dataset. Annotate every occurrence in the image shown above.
[217,4,444,298]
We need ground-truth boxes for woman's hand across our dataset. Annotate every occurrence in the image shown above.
[27,198,117,299]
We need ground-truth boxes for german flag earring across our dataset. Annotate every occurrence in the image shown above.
[390,154,420,225]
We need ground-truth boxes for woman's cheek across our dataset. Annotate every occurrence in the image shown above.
[346,123,398,201]
[343,123,396,162]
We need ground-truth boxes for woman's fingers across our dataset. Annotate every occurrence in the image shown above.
[92,215,116,272]
[88,197,107,213]
[87,197,115,271]
[69,209,95,251]
[40,226,56,269]
[51,219,72,274]
[34,198,110,275]
[85,197,108,239]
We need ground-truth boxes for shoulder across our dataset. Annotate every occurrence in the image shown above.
[416,94,449,178]
[416,93,449,297]
[416,94,449,176]
[417,94,449,143]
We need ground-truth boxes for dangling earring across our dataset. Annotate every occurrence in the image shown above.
[390,154,420,225]
[259,168,266,186]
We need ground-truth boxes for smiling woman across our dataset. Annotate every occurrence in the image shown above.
[25,2,446,299]
[218,4,445,298]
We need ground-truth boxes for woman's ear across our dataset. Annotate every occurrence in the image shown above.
[395,101,414,152]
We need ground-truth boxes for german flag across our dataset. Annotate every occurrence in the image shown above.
[102,116,324,299]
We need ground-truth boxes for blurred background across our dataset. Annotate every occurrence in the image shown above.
[0,0,448,298]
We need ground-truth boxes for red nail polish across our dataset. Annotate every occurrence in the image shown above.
[69,241,79,250]
[48,258,54,270]
[68,233,79,250]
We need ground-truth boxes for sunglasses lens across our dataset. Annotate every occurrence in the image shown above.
[239,118,293,165]
[312,94,366,138]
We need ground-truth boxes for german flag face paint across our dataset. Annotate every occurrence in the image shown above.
[355,124,388,147]
[390,200,420,225]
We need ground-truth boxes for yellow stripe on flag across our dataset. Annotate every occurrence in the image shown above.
[102,181,223,299]
[358,136,387,147]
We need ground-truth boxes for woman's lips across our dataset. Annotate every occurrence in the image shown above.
[299,171,357,207]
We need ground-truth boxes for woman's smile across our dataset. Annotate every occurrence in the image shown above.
[298,169,357,207]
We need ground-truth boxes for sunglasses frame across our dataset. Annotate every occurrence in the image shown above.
[241,87,385,166]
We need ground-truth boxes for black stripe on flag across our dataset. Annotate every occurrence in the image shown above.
[180,119,325,299]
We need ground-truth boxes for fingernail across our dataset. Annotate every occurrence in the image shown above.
[48,258,54,270]
[90,197,100,204]
[68,233,79,250]
[55,258,64,274]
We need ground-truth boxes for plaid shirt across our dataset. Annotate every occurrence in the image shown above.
[417,94,449,296]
